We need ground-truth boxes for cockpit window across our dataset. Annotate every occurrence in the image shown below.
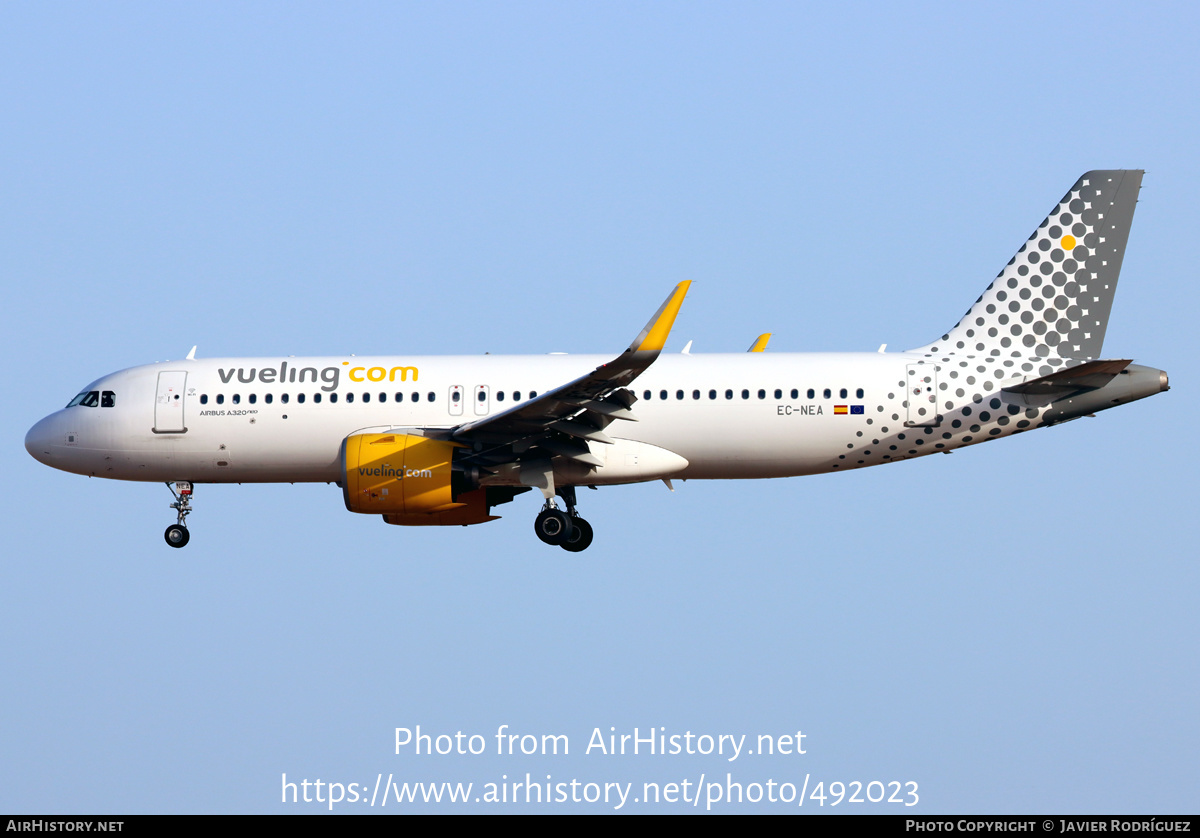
[68,391,101,408]
[101,391,116,408]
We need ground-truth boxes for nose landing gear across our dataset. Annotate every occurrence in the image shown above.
[532,485,594,552]
[164,481,193,548]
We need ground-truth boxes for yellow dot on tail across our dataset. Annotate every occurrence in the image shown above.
[1062,235,1076,250]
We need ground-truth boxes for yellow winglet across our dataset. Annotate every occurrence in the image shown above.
[630,281,692,353]
[747,333,772,353]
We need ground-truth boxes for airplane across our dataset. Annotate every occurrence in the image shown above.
[25,170,1168,552]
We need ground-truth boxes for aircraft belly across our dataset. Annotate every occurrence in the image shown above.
[624,414,842,480]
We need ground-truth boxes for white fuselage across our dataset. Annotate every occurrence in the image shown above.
[27,352,946,485]
[25,350,1167,489]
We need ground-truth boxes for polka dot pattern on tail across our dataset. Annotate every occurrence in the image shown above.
[915,171,1143,364]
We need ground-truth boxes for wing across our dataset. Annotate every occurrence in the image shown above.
[449,282,691,473]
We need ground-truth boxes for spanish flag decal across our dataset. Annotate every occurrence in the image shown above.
[834,405,848,415]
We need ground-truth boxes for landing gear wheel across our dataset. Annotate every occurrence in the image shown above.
[165,482,195,549]
[534,508,572,546]
[560,517,593,552]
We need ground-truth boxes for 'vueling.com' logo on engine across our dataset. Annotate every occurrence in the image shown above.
[215,361,419,392]
[357,464,433,479]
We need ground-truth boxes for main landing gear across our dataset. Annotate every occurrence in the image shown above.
[164,481,193,548]
[533,485,594,552]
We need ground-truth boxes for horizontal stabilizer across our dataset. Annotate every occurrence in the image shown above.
[1003,359,1131,399]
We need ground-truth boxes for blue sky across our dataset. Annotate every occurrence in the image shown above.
[2,2,1197,813]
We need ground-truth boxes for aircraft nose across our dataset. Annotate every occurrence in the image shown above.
[25,413,60,465]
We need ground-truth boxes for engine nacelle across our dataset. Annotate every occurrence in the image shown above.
[342,432,462,516]
[382,487,497,527]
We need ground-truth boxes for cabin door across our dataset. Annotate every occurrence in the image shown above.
[154,371,188,433]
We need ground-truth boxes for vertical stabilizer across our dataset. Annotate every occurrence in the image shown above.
[912,170,1142,361]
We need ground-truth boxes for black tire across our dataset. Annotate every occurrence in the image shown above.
[560,517,593,552]
[164,524,190,548]
[534,509,572,545]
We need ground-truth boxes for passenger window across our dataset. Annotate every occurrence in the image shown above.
[249,394,257,404]
[741,389,749,399]
[232,394,241,404]
[725,389,733,399]
[395,393,403,402]
[856,388,864,399]
[807,389,815,399]
[709,389,717,400]
[823,389,831,399]
[840,388,848,398]
[101,391,116,407]
[330,393,339,404]
[512,392,521,401]
[428,392,435,402]
[345,393,354,403]
[281,393,289,404]
[758,389,766,399]
[790,389,798,399]
[412,392,420,402]
[659,390,668,400]
[676,390,684,400]
[297,394,305,404]
[265,394,273,404]
[360,393,367,403]
[530,392,537,399]
[216,394,225,405]
[378,393,385,403]
[774,389,782,400]
[200,394,208,405]
[313,393,322,404]
[497,391,505,402]
[478,391,486,402]
[690,390,698,400]
[643,390,651,400]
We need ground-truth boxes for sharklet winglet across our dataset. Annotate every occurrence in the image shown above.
[627,281,692,356]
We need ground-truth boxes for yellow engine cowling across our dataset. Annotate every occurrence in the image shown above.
[342,433,466,517]
[382,488,499,527]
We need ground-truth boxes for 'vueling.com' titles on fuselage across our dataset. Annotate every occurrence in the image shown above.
[24,171,1168,553]
[215,361,420,391]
